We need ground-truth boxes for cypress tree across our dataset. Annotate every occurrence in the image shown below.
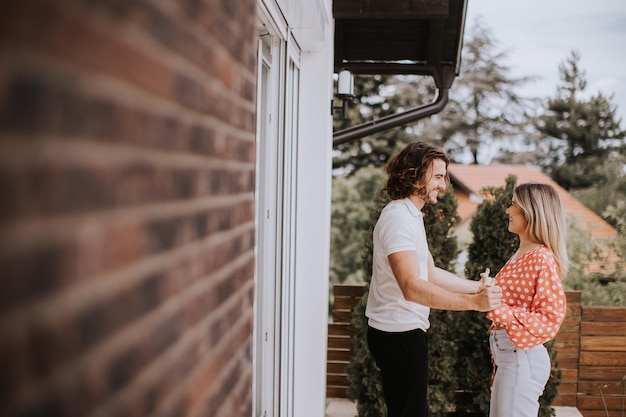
[454,175,520,415]
[345,189,387,417]
[423,189,462,416]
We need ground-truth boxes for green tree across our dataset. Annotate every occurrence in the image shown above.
[332,74,435,174]
[605,200,626,234]
[422,190,463,416]
[564,217,626,306]
[568,155,626,230]
[344,189,388,417]
[454,175,519,415]
[421,18,535,165]
[535,50,626,190]
[330,168,387,285]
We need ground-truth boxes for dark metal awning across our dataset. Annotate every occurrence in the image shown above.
[334,0,468,77]
[332,0,468,145]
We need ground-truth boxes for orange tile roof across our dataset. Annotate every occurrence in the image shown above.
[449,164,617,240]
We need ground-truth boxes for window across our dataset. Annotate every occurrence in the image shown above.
[254,7,301,417]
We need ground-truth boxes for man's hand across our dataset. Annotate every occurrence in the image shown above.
[475,269,501,311]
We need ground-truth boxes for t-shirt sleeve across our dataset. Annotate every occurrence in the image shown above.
[377,207,419,256]
[487,251,566,349]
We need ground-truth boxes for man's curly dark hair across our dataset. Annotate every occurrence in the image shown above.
[384,142,450,200]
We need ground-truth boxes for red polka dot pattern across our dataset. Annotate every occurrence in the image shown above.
[486,246,566,349]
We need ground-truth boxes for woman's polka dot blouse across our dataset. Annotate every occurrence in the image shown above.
[487,246,566,350]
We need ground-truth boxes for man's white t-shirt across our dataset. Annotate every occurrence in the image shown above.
[365,198,431,332]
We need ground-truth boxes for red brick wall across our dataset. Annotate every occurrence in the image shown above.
[0,1,257,416]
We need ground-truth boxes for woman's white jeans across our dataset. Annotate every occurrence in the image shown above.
[489,329,551,417]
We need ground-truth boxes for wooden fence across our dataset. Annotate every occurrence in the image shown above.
[327,285,626,417]
[327,285,366,398]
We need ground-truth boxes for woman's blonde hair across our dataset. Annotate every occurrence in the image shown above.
[514,183,569,279]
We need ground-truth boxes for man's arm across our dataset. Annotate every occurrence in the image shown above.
[426,252,485,294]
[390,250,500,312]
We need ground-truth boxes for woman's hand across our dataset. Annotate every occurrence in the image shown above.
[477,268,493,292]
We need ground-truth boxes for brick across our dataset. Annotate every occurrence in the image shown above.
[0,244,61,314]
[191,308,254,417]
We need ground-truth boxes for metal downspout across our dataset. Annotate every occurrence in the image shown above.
[332,88,449,147]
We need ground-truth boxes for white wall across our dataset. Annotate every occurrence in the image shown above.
[277,0,329,50]
[292,0,334,415]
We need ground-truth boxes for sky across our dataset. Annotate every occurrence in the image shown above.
[465,0,626,124]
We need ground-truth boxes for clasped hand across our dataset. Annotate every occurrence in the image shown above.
[476,268,502,311]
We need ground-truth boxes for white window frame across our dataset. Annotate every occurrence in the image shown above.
[253,5,301,417]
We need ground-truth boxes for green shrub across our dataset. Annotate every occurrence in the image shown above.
[564,217,626,307]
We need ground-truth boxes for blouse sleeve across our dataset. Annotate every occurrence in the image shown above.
[487,251,566,349]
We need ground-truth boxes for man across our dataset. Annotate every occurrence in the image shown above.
[366,142,502,417]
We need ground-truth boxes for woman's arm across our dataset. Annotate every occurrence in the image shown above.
[390,250,501,311]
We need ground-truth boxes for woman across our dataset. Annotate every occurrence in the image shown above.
[487,183,569,417]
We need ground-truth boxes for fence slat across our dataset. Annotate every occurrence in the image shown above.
[327,374,350,386]
[334,297,362,310]
[566,291,582,304]
[581,336,626,351]
[327,349,352,362]
[560,369,579,381]
[579,365,626,381]
[326,386,348,398]
[552,395,577,407]
[554,344,580,357]
[580,351,626,366]
[327,362,349,374]
[577,395,625,410]
[333,284,366,297]
[583,306,626,322]
[560,317,581,330]
[578,380,626,395]
[555,332,580,343]
[556,357,579,368]
[578,411,622,417]
[328,336,352,350]
[581,321,626,335]
[328,323,352,336]
[332,310,354,323]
